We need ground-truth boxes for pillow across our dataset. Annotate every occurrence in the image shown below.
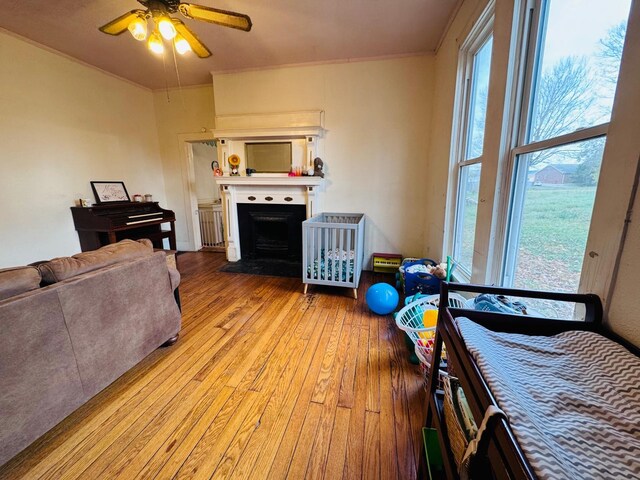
[0,266,42,301]
[38,239,154,284]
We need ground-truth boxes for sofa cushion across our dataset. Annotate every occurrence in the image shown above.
[0,266,41,301]
[38,239,153,284]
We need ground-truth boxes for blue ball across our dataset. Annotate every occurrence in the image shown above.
[366,283,399,315]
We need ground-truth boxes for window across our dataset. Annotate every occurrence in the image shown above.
[449,18,494,278]
[502,0,631,300]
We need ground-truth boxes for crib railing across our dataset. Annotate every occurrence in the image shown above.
[302,213,365,294]
[197,203,224,248]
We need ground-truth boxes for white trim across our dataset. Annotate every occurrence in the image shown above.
[459,157,484,167]
[582,0,640,307]
[214,110,325,132]
[483,0,532,284]
[213,127,325,140]
[444,1,495,274]
[214,177,323,187]
[215,178,324,262]
[512,123,608,155]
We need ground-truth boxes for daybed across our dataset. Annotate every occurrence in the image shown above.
[0,239,182,467]
[424,282,640,480]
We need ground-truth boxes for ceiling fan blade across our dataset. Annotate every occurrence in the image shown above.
[172,19,212,58]
[178,3,252,32]
[99,10,146,35]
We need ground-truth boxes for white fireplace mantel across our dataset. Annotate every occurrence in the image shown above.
[212,111,326,262]
[216,176,324,261]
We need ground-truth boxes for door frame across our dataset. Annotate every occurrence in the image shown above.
[178,132,215,251]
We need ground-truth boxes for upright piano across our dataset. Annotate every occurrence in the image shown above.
[71,202,176,252]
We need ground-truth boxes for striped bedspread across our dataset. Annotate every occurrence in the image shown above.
[456,317,640,480]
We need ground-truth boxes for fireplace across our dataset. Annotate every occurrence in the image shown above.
[237,204,306,260]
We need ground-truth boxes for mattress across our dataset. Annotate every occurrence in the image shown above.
[456,318,640,480]
[306,248,355,282]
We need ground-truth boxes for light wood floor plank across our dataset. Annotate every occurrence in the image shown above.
[283,402,323,480]
[388,317,417,480]
[343,311,371,480]
[363,411,381,480]
[324,406,351,480]
[310,306,344,404]
[379,314,400,480]
[366,310,381,413]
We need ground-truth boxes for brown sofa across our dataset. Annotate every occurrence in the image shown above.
[0,239,181,467]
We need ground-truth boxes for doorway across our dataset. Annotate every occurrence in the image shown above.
[191,141,224,252]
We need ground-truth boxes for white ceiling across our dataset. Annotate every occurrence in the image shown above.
[0,0,459,90]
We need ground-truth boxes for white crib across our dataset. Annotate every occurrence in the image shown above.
[302,213,365,298]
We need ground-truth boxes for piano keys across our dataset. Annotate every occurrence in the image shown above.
[71,202,176,252]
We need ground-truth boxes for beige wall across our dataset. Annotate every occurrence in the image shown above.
[153,85,215,250]
[213,56,435,266]
[608,190,640,346]
[0,31,165,267]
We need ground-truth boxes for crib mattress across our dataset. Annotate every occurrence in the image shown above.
[456,317,640,480]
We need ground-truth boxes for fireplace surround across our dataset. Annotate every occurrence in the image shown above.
[215,176,323,261]
[237,203,306,260]
[213,111,325,262]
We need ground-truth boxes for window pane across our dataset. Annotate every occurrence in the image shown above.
[506,137,605,304]
[454,163,482,272]
[528,0,631,143]
[465,37,493,160]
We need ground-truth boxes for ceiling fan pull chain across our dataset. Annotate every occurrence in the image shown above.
[161,47,170,102]
[171,41,186,111]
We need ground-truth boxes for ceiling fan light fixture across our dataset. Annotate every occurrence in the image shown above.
[127,14,148,41]
[174,34,192,55]
[158,17,177,40]
[99,1,251,60]
[148,30,164,54]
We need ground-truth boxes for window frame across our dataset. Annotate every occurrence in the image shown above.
[445,7,495,281]
[496,0,623,290]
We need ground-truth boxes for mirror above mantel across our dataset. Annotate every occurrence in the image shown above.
[212,110,325,177]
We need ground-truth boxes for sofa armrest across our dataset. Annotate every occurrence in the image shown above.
[168,267,181,291]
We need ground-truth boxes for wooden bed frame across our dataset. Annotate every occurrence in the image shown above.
[423,282,640,480]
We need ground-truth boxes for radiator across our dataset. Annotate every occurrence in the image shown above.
[198,204,224,247]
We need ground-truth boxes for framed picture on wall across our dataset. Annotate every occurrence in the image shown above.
[90,181,130,203]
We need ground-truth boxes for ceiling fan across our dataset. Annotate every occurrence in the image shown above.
[99,0,252,58]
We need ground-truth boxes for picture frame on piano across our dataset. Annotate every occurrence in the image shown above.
[90,181,131,204]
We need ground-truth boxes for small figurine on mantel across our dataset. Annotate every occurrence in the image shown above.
[211,160,223,177]
[228,154,241,176]
[313,157,325,178]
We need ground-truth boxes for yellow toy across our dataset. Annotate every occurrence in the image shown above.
[228,154,241,176]
[417,309,438,340]
[422,309,438,328]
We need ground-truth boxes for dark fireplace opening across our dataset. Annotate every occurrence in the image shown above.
[237,203,306,261]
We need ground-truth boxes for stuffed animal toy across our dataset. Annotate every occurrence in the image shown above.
[431,265,447,279]
[313,157,325,178]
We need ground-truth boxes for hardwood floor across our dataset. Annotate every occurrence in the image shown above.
[0,252,427,479]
